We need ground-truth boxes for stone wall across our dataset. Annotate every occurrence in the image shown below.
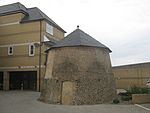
[39,46,116,105]
[73,76,116,105]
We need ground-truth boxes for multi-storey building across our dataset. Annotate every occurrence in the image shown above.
[0,2,66,91]
[113,62,150,89]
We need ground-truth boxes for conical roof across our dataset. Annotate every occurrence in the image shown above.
[49,28,111,52]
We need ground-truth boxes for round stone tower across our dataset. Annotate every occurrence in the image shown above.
[39,28,116,105]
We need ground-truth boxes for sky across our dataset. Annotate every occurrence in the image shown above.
[0,0,150,66]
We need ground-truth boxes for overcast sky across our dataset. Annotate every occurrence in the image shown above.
[1,0,150,66]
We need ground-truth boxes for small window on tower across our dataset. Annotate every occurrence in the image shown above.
[8,46,13,55]
[29,44,35,56]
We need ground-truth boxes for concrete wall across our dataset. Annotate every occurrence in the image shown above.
[132,94,150,104]
[113,63,150,89]
[40,47,116,105]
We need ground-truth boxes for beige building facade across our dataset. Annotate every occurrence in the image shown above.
[0,2,65,91]
[113,62,150,89]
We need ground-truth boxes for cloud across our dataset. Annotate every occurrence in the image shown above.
[111,27,150,66]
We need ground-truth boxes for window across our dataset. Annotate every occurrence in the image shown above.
[29,44,35,56]
[8,46,13,55]
[44,35,50,42]
[46,23,53,35]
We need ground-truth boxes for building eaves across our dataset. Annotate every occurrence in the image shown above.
[0,2,28,16]
[21,7,66,33]
[113,62,150,69]
[44,41,56,46]
[0,2,66,33]
[43,37,58,48]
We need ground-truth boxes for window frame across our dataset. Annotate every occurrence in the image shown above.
[8,46,13,56]
[29,44,35,56]
[46,23,53,35]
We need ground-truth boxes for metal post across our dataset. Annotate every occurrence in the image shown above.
[39,21,42,91]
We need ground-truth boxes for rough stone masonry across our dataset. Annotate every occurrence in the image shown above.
[39,28,116,105]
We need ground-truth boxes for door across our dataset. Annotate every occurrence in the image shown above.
[0,72,3,90]
[62,81,74,105]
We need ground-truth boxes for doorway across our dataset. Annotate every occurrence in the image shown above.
[0,72,3,90]
[62,81,75,105]
[9,71,37,91]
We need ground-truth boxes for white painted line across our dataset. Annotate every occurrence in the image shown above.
[135,104,150,111]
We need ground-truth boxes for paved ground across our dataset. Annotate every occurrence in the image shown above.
[140,104,150,109]
[0,91,150,113]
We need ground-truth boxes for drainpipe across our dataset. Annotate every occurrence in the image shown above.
[39,21,42,91]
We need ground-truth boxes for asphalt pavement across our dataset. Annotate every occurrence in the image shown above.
[0,91,150,113]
